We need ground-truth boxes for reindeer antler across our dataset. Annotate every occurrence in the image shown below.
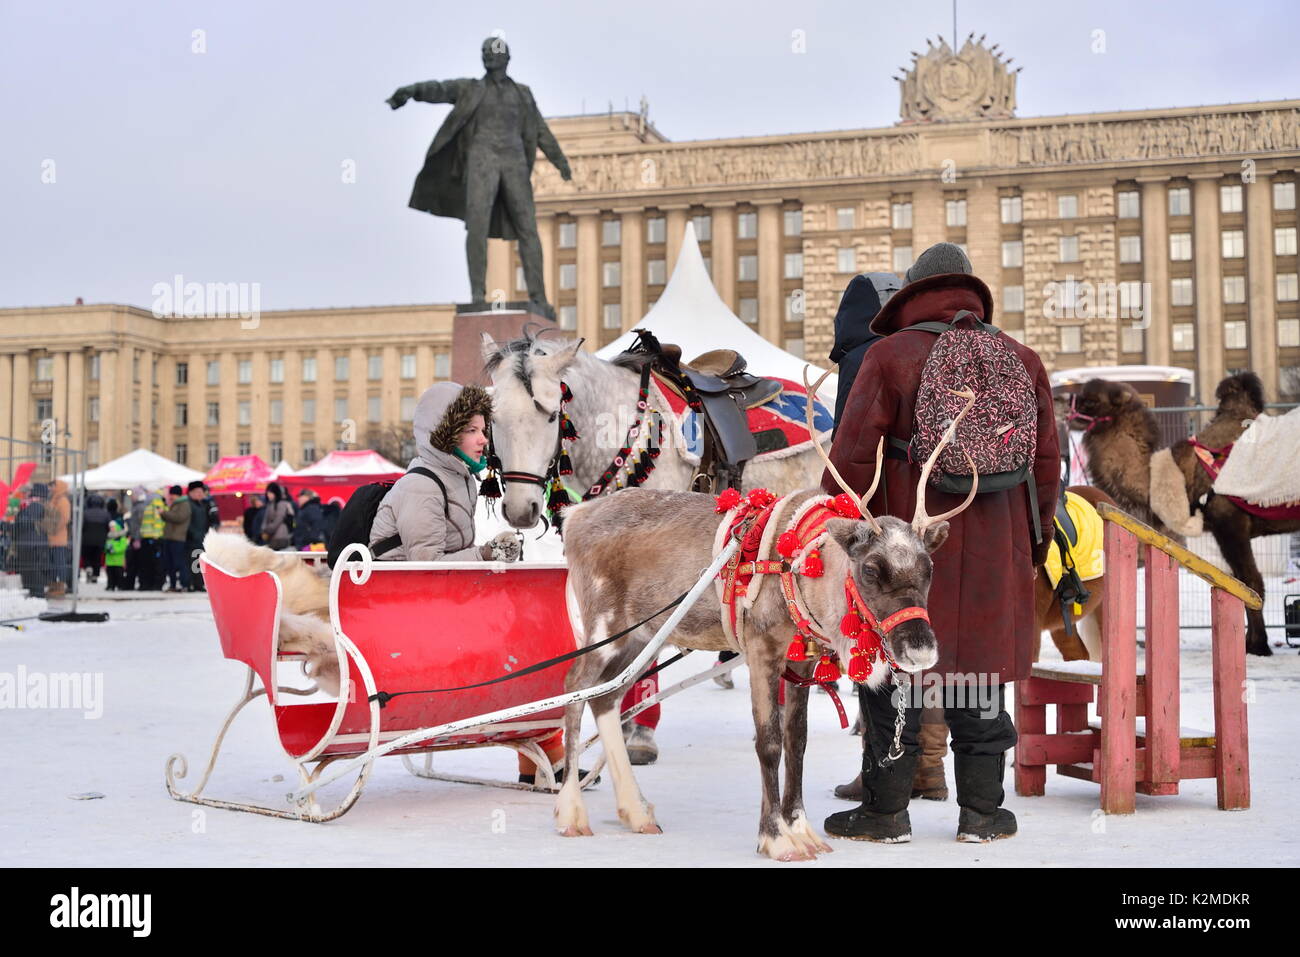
[913,389,980,533]
[802,365,884,534]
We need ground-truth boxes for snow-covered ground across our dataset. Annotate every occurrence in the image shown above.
[2,570,1298,867]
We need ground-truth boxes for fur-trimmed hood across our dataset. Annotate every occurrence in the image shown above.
[417,382,494,460]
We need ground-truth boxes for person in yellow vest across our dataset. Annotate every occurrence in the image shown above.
[136,487,167,591]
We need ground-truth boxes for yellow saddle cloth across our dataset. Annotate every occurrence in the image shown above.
[1044,491,1105,589]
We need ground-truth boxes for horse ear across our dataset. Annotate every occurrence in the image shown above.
[480,332,499,364]
[531,338,584,380]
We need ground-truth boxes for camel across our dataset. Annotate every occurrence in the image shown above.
[1069,372,1299,656]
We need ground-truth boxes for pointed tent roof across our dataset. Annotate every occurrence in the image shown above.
[274,460,296,476]
[288,449,403,478]
[596,223,837,399]
[60,448,205,491]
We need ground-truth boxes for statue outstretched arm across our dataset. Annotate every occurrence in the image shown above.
[386,78,467,110]
[537,115,572,181]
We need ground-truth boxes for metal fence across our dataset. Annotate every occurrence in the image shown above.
[1,436,85,625]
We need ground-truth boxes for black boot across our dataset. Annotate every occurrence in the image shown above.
[824,751,916,843]
[954,752,1017,842]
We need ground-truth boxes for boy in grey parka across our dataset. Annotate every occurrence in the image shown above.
[370,382,520,562]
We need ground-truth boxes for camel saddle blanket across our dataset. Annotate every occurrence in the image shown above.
[652,374,833,468]
[1044,491,1105,589]
[1210,406,1300,514]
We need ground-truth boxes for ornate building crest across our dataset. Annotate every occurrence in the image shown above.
[896,34,1020,123]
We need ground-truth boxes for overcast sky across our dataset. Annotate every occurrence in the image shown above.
[2,0,1298,312]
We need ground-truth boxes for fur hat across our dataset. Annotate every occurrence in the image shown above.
[426,384,494,455]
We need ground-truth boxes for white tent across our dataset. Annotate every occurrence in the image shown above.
[60,448,205,491]
[273,460,296,476]
[596,222,837,400]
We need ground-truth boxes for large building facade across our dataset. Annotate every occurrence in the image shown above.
[3,39,1298,472]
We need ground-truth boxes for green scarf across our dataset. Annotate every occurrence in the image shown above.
[454,448,488,475]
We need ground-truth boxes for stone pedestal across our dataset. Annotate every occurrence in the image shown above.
[451,304,557,386]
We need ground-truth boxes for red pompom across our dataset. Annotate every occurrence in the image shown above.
[776,531,800,558]
[831,493,861,518]
[840,613,860,637]
[714,488,742,512]
[846,648,870,683]
[800,550,823,577]
[813,655,841,684]
[747,488,776,509]
[785,637,807,662]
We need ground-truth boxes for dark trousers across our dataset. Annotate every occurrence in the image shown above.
[188,544,205,591]
[81,544,104,581]
[105,565,126,590]
[162,540,190,589]
[858,679,1017,771]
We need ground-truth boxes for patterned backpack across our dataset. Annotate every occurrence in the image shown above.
[894,310,1044,542]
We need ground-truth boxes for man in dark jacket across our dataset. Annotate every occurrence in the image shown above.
[291,488,326,550]
[80,494,111,584]
[828,272,901,431]
[185,481,214,592]
[821,243,1059,844]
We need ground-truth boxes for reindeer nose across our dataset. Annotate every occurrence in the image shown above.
[889,620,939,672]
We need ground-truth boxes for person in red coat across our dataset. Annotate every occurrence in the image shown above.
[821,243,1060,843]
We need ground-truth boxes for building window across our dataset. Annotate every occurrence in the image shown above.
[302,398,315,424]
[1059,326,1083,353]
[88,354,100,381]
[270,441,283,462]
[1280,319,1300,348]
[785,292,804,322]
[602,262,621,288]
[434,353,450,379]
[399,354,416,379]
[238,401,251,426]
[35,398,53,422]
[206,402,220,426]
[175,444,187,465]
[302,443,316,464]
[557,305,577,331]
[602,303,622,329]
[1120,323,1145,354]
[784,253,804,279]
[1119,235,1142,264]
[558,221,576,248]
[1117,190,1140,218]
[692,214,711,241]
[1275,181,1297,211]
[1057,194,1078,219]
[1224,320,1248,350]
[174,361,187,385]
[1171,277,1194,306]
[269,358,284,383]
[368,355,383,380]
[132,353,140,383]
[602,219,621,246]
[1168,187,1191,216]
[174,402,186,427]
[1172,322,1196,352]
[1001,195,1023,224]
[559,264,577,289]
[1220,184,1243,213]
[1276,226,1297,256]
[836,207,855,230]
[782,209,802,236]
[207,442,219,465]
[892,245,913,274]
[401,395,416,421]
[132,398,140,425]
[367,396,381,423]
[837,247,856,273]
[646,217,665,244]
[269,399,283,425]
[238,441,251,456]
[1002,286,1025,313]
[1222,275,1247,304]
[891,202,913,229]
[738,254,758,281]
[1118,281,1143,316]
[1001,240,1023,268]
[334,355,349,381]
[785,338,804,359]
[1222,229,1245,258]
[1169,232,1192,261]
[739,298,758,324]
[205,360,219,385]
[87,396,100,423]
[945,198,967,227]
[515,266,526,293]
[237,359,252,384]
[35,357,54,380]
[334,397,348,422]
[647,259,666,285]
[1278,273,1299,302]
[1059,236,1080,263]
[728,212,753,240]
[301,356,317,383]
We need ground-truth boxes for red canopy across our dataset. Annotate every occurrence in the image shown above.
[205,455,278,520]
[278,450,404,507]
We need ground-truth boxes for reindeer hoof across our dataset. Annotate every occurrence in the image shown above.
[636,822,663,835]
[558,824,594,837]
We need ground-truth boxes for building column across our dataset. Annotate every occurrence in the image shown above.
[537,213,557,308]
[576,211,601,344]
[707,202,737,309]
[381,346,400,427]
[966,182,1001,298]
[313,348,331,460]
[52,351,69,445]
[156,353,175,463]
[66,351,86,460]
[347,346,366,446]
[219,352,237,458]
[615,206,645,329]
[188,352,206,467]
[1139,176,1171,366]
[11,353,32,445]
[911,182,944,256]
[99,350,120,462]
[250,351,269,460]
[282,348,301,468]
[664,205,690,276]
[1191,175,1225,401]
[1246,173,1278,397]
[0,353,12,440]
[756,200,784,345]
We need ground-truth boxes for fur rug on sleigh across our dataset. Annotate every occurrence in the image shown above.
[202,531,340,695]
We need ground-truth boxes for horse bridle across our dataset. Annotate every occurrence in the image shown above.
[1065,393,1113,433]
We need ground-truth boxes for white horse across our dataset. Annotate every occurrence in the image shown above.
[480,329,833,529]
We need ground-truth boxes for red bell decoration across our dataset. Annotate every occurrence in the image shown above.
[747,488,776,509]
[800,549,823,577]
[776,531,800,558]
[714,488,742,512]
[846,647,872,683]
[831,493,860,518]
[785,636,806,661]
[813,655,841,684]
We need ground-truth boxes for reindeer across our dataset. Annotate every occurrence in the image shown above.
[556,373,978,860]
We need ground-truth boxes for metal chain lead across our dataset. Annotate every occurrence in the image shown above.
[883,672,909,764]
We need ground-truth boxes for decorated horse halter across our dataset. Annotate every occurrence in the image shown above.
[480,362,665,527]
[1065,393,1113,433]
